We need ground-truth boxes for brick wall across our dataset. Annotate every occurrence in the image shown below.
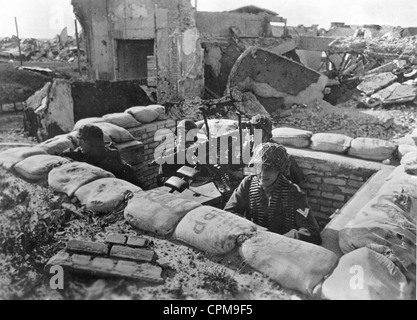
[287,147,392,229]
[129,119,177,190]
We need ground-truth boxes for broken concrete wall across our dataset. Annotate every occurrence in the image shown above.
[202,37,295,99]
[71,80,153,122]
[227,47,328,110]
[72,0,204,103]
[24,80,74,142]
[196,12,272,38]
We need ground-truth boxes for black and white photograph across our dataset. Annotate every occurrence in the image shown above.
[0,0,416,304]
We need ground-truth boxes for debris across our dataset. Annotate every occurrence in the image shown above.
[357,72,398,96]
[371,82,417,105]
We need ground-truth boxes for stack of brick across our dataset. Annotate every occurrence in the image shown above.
[288,148,392,228]
[129,119,176,190]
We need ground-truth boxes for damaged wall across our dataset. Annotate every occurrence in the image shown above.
[197,10,294,99]
[71,80,152,122]
[227,47,328,110]
[71,0,204,103]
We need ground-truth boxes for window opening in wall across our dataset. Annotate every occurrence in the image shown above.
[116,39,155,80]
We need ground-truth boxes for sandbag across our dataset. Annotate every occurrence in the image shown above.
[75,178,142,214]
[321,248,413,300]
[73,117,106,131]
[401,152,417,175]
[339,215,416,272]
[126,106,159,123]
[173,206,258,255]
[271,127,312,148]
[348,137,397,161]
[124,189,202,236]
[310,133,353,154]
[0,147,48,170]
[48,162,115,197]
[398,144,417,159]
[93,122,135,143]
[146,105,168,121]
[38,134,75,155]
[239,230,338,296]
[201,119,239,138]
[377,165,417,196]
[13,154,71,182]
[103,113,142,129]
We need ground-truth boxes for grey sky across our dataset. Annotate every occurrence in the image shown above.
[0,0,416,38]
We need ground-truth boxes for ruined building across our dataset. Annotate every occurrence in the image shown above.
[71,0,295,103]
[72,0,205,103]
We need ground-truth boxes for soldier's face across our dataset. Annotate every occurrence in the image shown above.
[255,164,280,189]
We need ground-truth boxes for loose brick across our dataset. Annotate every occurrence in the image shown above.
[66,240,109,256]
[321,192,345,202]
[105,233,127,246]
[72,254,91,267]
[110,246,156,263]
[347,180,364,188]
[92,257,115,271]
[114,260,138,276]
[132,264,164,283]
[322,177,347,186]
[127,236,148,248]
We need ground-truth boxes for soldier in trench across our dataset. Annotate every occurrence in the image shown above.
[60,124,145,189]
[224,142,321,245]
[245,115,305,185]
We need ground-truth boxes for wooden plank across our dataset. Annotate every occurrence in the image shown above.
[126,236,148,248]
[66,240,109,256]
[110,246,156,263]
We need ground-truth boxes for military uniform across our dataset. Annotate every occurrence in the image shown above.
[224,174,321,244]
[61,144,144,189]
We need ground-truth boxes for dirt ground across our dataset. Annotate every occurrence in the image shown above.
[0,114,311,301]
[0,58,416,300]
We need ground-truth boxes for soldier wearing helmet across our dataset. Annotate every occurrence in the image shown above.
[248,115,305,185]
[224,142,321,245]
[61,124,144,189]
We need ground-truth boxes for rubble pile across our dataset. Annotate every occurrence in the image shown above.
[328,34,417,60]
[273,100,416,141]
[0,29,86,63]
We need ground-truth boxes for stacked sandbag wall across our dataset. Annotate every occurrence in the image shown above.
[1,143,414,299]
[71,104,176,190]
